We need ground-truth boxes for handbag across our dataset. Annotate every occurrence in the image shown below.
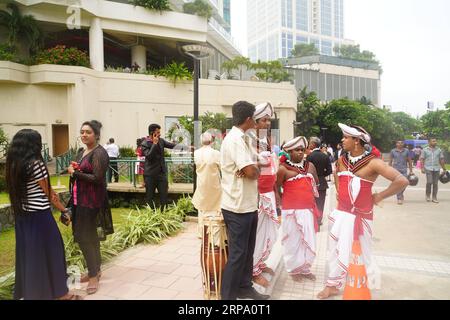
[60,184,74,226]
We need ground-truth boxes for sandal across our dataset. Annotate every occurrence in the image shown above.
[80,271,102,283]
[58,292,84,300]
[86,277,100,295]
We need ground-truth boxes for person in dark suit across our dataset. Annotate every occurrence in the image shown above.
[334,143,343,162]
[141,124,176,208]
[306,137,332,226]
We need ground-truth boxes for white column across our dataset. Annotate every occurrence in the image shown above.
[89,17,104,71]
[131,45,147,71]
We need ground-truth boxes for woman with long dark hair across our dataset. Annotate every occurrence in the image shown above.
[68,120,113,295]
[5,129,78,300]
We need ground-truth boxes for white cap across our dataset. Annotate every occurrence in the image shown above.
[283,136,308,151]
[338,123,371,144]
[253,102,274,120]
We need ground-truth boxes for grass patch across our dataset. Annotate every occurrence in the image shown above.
[0,194,9,205]
[446,164,450,170]
[0,175,71,205]
[0,208,132,277]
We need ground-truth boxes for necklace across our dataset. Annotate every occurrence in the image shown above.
[348,151,369,164]
[286,159,305,169]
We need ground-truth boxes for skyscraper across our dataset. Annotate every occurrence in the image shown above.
[247,0,353,61]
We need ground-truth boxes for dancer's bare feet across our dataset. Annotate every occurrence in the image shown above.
[317,286,339,299]
[301,273,316,281]
[262,267,275,276]
[253,274,270,288]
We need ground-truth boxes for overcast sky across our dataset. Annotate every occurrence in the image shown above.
[231,0,450,117]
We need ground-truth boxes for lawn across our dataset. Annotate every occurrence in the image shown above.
[0,208,132,277]
[0,175,71,205]
[446,164,450,170]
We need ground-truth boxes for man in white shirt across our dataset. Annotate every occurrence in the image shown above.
[104,138,120,183]
[192,132,222,239]
[220,101,269,300]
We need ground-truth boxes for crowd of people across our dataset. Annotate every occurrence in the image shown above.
[4,101,448,300]
[190,101,429,300]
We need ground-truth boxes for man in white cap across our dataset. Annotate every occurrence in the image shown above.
[277,136,320,282]
[192,132,222,239]
[251,102,281,288]
[318,124,409,299]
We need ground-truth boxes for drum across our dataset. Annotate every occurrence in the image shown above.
[200,216,228,300]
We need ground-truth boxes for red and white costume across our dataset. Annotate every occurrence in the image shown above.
[325,152,377,289]
[281,160,320,276]
[253,150,280,276]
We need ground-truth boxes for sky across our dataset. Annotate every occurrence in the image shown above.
[230,0,450,117]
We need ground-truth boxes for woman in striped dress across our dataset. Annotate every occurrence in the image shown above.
[5,129,79,300]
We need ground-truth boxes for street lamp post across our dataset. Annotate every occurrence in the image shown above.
[321,127,328,144]
[181,44,214,192]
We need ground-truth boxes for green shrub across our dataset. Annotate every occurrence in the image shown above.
[34,45,90,67]
[0,174,6,193]
[0,44,15,62]
[128,0,171,12]
[0,272,14,300]
[157,61,192,87]
[119,146,136,158]
[183,0,213,19]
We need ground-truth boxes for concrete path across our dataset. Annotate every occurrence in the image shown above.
[79,169,450,300]
[272,169,450,300]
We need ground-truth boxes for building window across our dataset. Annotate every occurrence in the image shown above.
[320,0,332,36]
[282,0,293,28]
[296,35,308,44]
[334,0,344,38]
[282,32,293,58]
[296,0,308,31]
[321,40,332,55]
[310,37,320,51]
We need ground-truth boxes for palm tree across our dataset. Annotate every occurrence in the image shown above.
[0,2,43,55]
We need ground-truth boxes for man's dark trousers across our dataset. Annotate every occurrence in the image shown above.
[144,174,169,208]
[108,157,119,183]
[220,209,258,300]
[316,190,326,223]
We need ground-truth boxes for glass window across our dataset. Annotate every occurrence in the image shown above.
[282,0,293,28]
[282,32,294,58]
[321,40,332,55]
[320,0,332,36]
[310,37,320,50]
[296,0,308,31]
[296,35,308,44]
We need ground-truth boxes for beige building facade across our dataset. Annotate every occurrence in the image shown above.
[0,62,297,156]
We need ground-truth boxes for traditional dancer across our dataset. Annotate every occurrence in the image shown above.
[277,136,320,282]
[318,123,409,299]
[251,102,280,287]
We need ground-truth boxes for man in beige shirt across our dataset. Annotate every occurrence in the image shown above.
[220,101,269,300]
[192,132,222,239]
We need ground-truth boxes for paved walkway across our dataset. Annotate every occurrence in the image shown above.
[79,169,450,300]
[82,222,204,300]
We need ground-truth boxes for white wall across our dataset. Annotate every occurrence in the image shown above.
[0,62,297,152]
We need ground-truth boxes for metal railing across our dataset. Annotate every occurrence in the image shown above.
[55,149,76,175]
[107,157,194,187]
